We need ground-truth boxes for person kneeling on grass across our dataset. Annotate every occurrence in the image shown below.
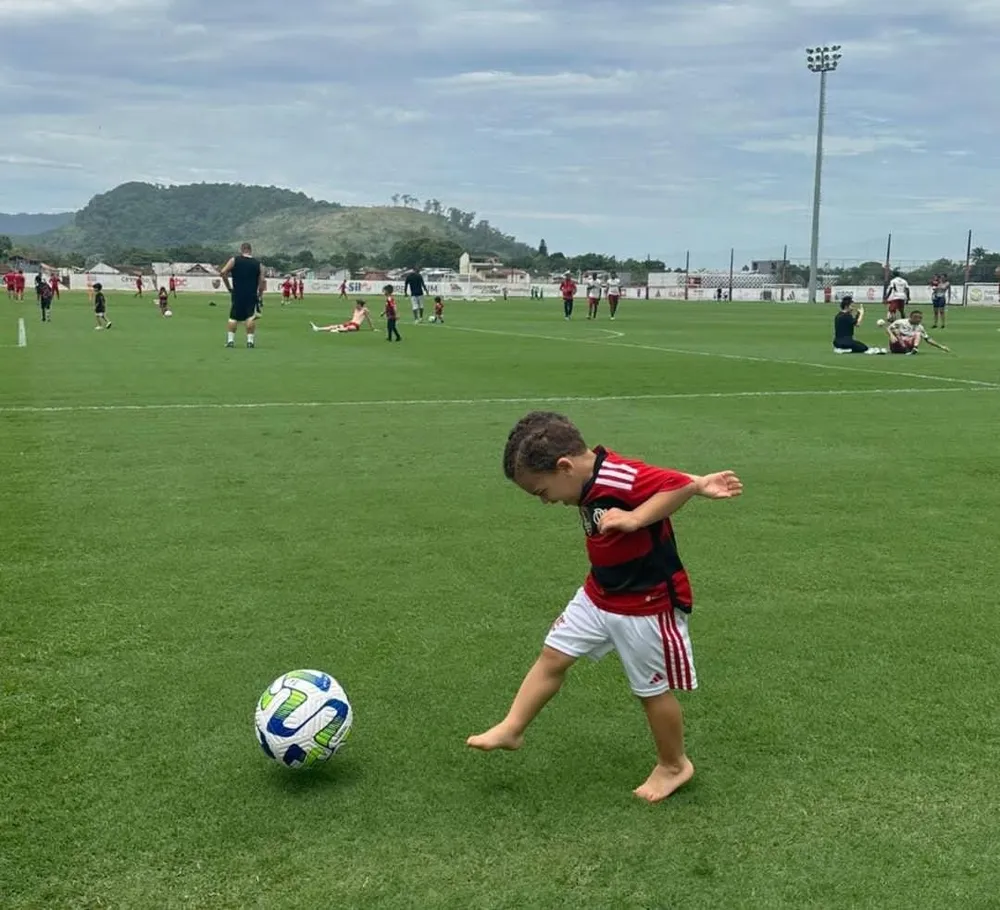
[467,411,743,803]
[880,310,950,355]
[833,295,886,355]
[311,300,375,334]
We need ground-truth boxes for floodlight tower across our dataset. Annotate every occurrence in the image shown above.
[805,45,842,304]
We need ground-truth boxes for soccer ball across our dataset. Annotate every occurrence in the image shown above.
[254,669,353,768]
[164,310,173,318]
[876,319,886,327]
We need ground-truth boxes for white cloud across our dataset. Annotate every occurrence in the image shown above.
[428,69,641,95]
[0,154,84,170]
[738,134,924,156]
[744,200,811,215]
[0,0,163,19]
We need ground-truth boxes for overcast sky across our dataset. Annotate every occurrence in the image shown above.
[0,0,997,266]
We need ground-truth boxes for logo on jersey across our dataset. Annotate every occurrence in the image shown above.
[580,505,609,537]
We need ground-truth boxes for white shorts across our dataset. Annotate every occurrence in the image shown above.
[411,296,422,311]
[544,588,696,697]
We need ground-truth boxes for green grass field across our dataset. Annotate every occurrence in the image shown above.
[3,291,1000,909]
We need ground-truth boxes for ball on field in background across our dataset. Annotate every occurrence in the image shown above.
[164,309,173,317]
[876,319,886,327]
[254,669,353,768]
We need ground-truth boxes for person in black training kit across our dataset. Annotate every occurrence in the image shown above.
[38,279,53,322]
[220,242,265,348]
[93,282,111,330]
[404,266,428,323]
[833,295,884,355]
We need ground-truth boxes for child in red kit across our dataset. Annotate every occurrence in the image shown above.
[467,412,743,802]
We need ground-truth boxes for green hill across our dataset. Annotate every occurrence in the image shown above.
[18,182,537,263]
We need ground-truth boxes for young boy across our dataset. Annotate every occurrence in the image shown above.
[467,412,743,803]
[158,286,170,316]
[382,284,402,341]
[93,282,111,330]
[429,296,444,324]
[38,280,53,322]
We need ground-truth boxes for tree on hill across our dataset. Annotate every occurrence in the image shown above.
[387,235,463,270]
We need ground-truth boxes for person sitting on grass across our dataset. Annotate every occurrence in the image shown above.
[833,295,886,355]
[880,310,950,355]
[310,300,375,334]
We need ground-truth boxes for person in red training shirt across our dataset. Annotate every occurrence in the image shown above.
[559,272,577,320]
[428,295,444,324]
[169,275,178,298]
[134,275,143,297]
[281,278,292,304]
[381,284,402,341]
[15,270,25,299]
[296,278,305,300]
[4,271,15,298]
[48,273,60,299]
[467,411,743,803]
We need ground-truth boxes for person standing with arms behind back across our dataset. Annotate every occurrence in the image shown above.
[405,267,428,323]
[220,242,265,349]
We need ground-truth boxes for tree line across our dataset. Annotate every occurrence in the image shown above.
[4,225,1000,284]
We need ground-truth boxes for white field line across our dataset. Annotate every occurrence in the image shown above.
[0,386,995,415]
[446,324,1000,389]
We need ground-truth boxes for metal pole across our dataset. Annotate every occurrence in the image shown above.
[781,244,787,301]
[963,229,972,307]
[728,248,734,302]
[882,233,892,302]
[807,68,827,304]
[684,250,690,300]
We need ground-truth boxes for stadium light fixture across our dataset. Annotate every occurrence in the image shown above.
[805,44,843,304]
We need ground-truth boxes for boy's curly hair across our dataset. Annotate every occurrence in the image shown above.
[502,411,587,480]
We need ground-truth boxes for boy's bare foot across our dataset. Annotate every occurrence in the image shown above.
[633,758,695,803]
[466,723,525,751]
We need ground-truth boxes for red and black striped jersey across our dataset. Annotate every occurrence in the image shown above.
[580,446,694,616]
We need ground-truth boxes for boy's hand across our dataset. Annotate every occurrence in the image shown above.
[596,508,640,535]
[696,471,743,499]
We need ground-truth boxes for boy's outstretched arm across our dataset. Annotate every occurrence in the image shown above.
[598,471,743,535]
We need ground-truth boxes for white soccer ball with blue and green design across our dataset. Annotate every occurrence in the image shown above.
[255,669,353,768]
